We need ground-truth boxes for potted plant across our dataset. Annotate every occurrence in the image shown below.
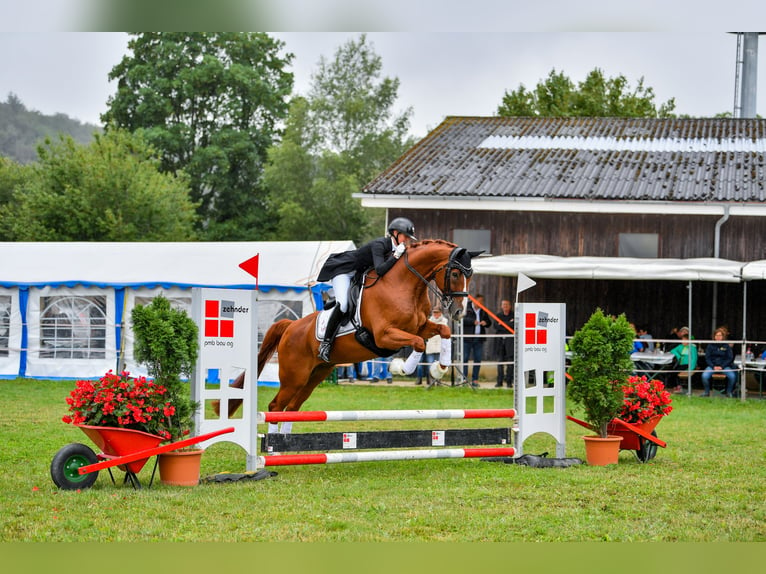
[131,295,201,485]
[567,308,635,465]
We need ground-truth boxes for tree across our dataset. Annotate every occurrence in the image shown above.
[498,68,676,118]
[102,33,293,239]
[0,129,198,241]
[0,92,100,164]
[265,34,414,243]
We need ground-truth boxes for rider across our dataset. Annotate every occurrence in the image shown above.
[316,217,418,362]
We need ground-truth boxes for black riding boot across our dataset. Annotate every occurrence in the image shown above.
[318,305,345,362]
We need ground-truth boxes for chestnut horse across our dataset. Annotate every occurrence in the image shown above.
[220,239,479,418]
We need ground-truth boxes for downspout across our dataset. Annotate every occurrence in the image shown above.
[711,205,731,334]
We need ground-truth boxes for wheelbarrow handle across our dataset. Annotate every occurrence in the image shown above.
[609,418,667,448]
[566,415,595,431]
[78,426,235,475]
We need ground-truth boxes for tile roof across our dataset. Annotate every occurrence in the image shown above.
[362,117,766,203]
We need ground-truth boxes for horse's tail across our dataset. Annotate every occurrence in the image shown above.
[257,319,292,377]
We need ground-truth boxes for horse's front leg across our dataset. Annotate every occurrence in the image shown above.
[378,326,426,353]
[418,320,451,341]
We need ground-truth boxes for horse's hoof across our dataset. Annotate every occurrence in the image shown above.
[389,358,406,376]
[430,362,448,380]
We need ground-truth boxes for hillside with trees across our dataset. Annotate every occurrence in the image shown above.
[0,93,101,164]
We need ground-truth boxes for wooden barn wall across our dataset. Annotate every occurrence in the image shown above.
[393,208,766,346]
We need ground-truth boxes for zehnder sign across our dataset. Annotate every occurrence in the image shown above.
[192,288,260,470]
[514,303,567,457]
[203,299,251,346]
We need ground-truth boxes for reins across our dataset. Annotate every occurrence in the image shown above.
[401,246,472,313]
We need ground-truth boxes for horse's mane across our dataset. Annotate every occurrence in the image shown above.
[409,239,457,250]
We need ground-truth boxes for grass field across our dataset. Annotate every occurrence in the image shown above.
[1,378,765,542]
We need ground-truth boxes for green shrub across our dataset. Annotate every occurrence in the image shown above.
[567,308,635,437]
[131,295,199,441]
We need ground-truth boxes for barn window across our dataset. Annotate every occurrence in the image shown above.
[0,295,10,358]
[39,296,107,359]
[453,229,491,255]
[619,233,659,258]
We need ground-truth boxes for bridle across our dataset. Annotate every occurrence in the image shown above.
[402,247,473,317]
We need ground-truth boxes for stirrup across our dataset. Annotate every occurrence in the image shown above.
[318,342,332,362]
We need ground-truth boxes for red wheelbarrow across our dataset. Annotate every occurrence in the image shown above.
[51,425,234,490]
[566,415,667,463]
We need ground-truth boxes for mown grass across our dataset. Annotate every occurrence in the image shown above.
[1,379,765,542]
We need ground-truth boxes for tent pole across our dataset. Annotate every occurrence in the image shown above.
[742,281,748,400]
[687,281,693,396]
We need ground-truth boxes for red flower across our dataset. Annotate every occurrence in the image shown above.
[62,370,177,439]
[619,375,673,424]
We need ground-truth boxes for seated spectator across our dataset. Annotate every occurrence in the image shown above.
[629,323,644,353]
[665,326,698,393]
[701,327,737,397]
[636,325,653,350]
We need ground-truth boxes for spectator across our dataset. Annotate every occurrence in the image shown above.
[494,299,515,388]
[416,307,449,385]
[371,356,393,384]
[665,326,698,393]
[701,327,737,397]
[461,294,492,387]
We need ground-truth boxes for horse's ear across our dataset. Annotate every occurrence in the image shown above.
[468,250,485,259]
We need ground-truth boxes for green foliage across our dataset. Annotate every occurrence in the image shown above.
[102,33,293,240]
[264,35,413,243]
[568,308,635,437]
[130,295,199,441]
[0,156,31,205]
[498,68,676,118]
[0,129,198,241]
[0,92,100,164]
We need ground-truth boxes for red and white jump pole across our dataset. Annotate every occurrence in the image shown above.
[258,447,515,467]
[257,408,516,424]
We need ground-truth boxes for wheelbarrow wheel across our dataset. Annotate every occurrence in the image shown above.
[636,431,659,463]
[51,443,99,490]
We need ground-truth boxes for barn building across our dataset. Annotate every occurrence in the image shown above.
[359,116,766,345]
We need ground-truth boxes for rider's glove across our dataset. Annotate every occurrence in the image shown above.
[393,243,406,259]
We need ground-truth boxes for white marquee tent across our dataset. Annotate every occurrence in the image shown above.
[0,241,354,382]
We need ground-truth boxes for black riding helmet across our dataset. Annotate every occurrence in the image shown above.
[387,217,417,240]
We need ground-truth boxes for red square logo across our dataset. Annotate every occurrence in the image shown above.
[220,320,234,338]
[204,319,219,337]
[525,313,536,328]
[525,330,536,344]
[205,300,219,318]
[537,330,547,344]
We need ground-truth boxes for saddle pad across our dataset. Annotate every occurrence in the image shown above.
[316,282,367,339]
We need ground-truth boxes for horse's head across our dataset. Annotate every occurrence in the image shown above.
[434,246,483,321]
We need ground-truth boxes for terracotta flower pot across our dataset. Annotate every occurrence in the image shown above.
[582,435,623,466]
[158,449,203,486]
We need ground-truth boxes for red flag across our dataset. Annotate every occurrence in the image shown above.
[239,253,259,290]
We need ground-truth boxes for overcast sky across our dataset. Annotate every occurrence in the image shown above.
[2,30,766,139]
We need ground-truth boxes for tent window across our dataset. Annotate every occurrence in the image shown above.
[453,229,491,255]
[40,296,107,359]
[619,233,658,258]
[0,295,10,358]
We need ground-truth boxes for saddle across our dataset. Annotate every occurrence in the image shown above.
[315,272,399,358]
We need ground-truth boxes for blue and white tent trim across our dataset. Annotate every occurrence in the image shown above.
[0,241,354,381]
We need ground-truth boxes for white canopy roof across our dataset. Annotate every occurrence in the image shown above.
[741,260,766,281]
[471,254,745,283]
[0,241,356,291]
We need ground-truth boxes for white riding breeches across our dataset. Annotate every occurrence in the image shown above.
[331,272,354,313]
